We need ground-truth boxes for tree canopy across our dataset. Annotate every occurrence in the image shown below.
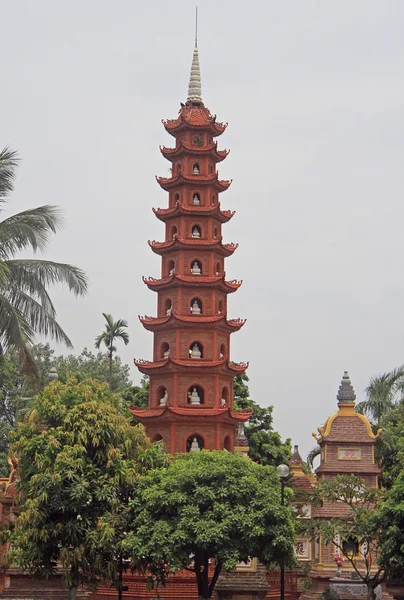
[7,377,150,600]
[95,313,129,389]
[125,450,295,600]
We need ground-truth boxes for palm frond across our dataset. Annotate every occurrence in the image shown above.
[0,294,38,379]
[3,287,73,347]
[5,259,88,297]
[5,260,56,316]
[0,147,19,203]
[0,205,64,257]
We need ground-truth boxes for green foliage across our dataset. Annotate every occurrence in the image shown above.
[233,374,291,467]
[122,375,149,409]
[304,475,386,595]
[7,377,150,597]
[356,366,404,426]
[378,471,404,579]
[95,313,129,390]
[125,450,296,599]
[0,147,88,381]
[376,400,404,489]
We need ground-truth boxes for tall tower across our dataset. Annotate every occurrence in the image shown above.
[131,43,251,454]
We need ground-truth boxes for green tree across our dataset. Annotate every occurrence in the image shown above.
[0,147,88,379]
[8,377,149,600]
[356,366,404,425]
[233,374,291,466]
[374,399,404,489]
[122,375,149,409]
[304,475,386,600]
[126,451,295,600]
[95,314,129,390]
[378,470,404,580]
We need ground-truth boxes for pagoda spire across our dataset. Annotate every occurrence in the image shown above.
[187,9,202,102]
[337,370,356,404]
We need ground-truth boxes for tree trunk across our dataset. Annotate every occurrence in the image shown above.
[109,346,113,390]
[197,570,210,599]
[68,585,77,600]
[367,585,377,600]
[117,555,123,600]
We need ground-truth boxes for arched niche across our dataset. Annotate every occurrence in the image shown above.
[192,192,201,205]
[157,386,168,406]
[216,261,221,275]
[186,434,205,453]
[191,224,201,239]
[218,300,224,314]
[174,192,180,202]
[164,298,172,315]
[190,260,202,275]
[211,193,216,205]
[152,433,163,442]
[167,260,175,276]
[208,163,214,174]
[190,297,202,315]
[221,387,229,406]
[187,385,204,405]
[177,162,182,172]
[213,226,219,238]
[193,163,200,175]
[189,341,203,359]
[161,342,170,359]
[219,344,226,359]
[170,225,177,239]
[224,435,232,451]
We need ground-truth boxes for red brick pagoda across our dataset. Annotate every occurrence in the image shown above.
[131,44,251,453]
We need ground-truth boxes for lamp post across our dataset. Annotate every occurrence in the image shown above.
[276,464,290,600]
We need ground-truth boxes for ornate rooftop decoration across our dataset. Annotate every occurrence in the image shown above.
[187,46,202,102]
[337,371,356,404]
[290,444,303,466]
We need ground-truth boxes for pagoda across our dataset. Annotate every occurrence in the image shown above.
[131,43,251,453]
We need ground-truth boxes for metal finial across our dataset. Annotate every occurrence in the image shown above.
[195,6,198,48]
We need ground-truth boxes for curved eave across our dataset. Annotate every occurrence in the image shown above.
[162,116,227,138]
[142,273,242,293]
[130,405,252,424]
[312,403,382,443]
[139,312,246,333]
[148,236,238,257]
[134,357,249,376]
[152,202,235,224]
[156,173,232,193]
[160,143,229,162]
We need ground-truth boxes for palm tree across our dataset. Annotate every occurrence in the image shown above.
[0,147,88,379]
[356,366,404,425]
[95,313,129,389]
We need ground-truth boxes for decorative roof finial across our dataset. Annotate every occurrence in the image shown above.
[187,7,202,102]
[337,371,356,404]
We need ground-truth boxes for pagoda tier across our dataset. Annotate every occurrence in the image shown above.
[142,273,242,293]
[134,45,249,454]
[156,172,231,193]
[152,201,235,224]
[148,236,238,257]
[139,313,246,333]
[134,357,249,376]
[162,103,227,137]
[160,141,229,162]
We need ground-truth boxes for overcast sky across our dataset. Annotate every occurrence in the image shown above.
[2,0,404,460]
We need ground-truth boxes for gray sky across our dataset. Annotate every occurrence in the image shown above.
[2,0,404,460]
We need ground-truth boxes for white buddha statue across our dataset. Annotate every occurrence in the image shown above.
[190,343,202,359]
[163,346,169,358]
[191,300,201,314]
[190,437,200,452]
[221,397,226,407]
[169,267,174,275]
[193,194,200,205]
[166,304,172,315]
[192,226,201,238]
[160,389,168,406]
[190,387,201,405]
[193,164,200,174]
[191,261,201,275]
